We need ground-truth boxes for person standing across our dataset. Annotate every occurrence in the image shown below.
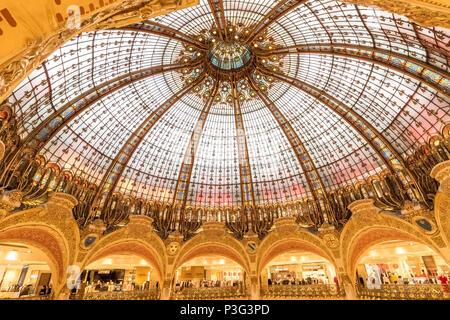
[438,273,448,293]
[392,273,398,284]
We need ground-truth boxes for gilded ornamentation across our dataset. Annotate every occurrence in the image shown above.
[0,190,22,216]
[246,240,257,254]
[318,222,341,249]
[0,0,199,104]
[167,241,180,256]
[431,160,450,194]
[340,0,450,28]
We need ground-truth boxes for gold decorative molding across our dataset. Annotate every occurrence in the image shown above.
[318,223,341,249]
[431,160,450,194]
[273,216,298,234]
[201,220,226,237]
[0,190,22,218]
[0,0,199,104]
[340,0,450,28]
[0,140,4,162]
[347,199,380,219]
[126,214,154,232]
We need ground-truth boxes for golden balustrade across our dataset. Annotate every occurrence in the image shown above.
[262,284,345,300]
[83,289,160,300]
[0,294,52,300]
[356,284,450,300]
[172,286,248,300]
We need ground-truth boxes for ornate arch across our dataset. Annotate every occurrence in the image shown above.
[0,205,80,285]
[257,229,337,275]
[79,220,167,280]
[173,234,251,274]
[81,239,165,281]
[341,213,446,283]
[0,223,67,284]
[433,162,450,248]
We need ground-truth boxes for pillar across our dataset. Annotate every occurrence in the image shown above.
[334,258,358,300]
[44,193,79,299]
[160,274,174,300]
[249,276,260,300]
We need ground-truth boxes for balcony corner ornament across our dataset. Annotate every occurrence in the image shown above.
[274,216,298,234]
[431,160,450,195]
[347,199,380,221]
[201,220,226,238]
[44,192,78,221]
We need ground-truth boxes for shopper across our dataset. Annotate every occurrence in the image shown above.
[39,285,47,295]
[438,273,448,293]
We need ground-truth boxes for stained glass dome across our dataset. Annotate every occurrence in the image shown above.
[5,0,449,215]
[209,41,252,70]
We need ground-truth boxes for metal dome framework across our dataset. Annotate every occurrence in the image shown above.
[1,0,450,240]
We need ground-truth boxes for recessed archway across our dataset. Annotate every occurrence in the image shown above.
[82,240,164,282]
[83,253,160,293]
[355,239,449,289]
[0,242,55,299]
[262,249,337,286]
[347,227,446,284]
[0,226,68,285]
[258,239,336,275]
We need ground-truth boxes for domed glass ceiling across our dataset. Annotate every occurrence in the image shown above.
[6,0,450,210]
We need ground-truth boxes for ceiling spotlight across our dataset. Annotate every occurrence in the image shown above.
[5,251,18,261]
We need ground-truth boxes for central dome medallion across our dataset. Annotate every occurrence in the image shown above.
[208,41,252,71]
[178,25,285,105]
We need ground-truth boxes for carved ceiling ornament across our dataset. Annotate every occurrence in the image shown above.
[341,0,450,27]
[0,0,199,104]
[167,241,180,256]
[318,222,341,249]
